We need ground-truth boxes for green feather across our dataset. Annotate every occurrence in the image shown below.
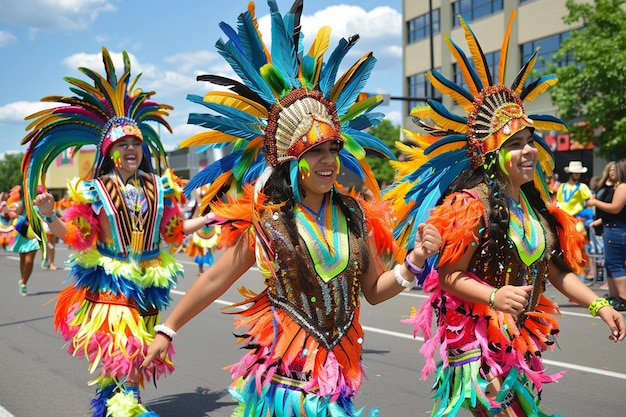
[260,63,290,98]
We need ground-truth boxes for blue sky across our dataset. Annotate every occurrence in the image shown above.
[0,0,403,158]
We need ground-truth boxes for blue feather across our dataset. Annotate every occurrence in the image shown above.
[187,94,260,123]
[268,0,298,87]
[342,127,395,160]
[334,54,377,115]
[289,160,301,203]
[346,112,385,131]
[183,152,241,197]
[218,21,245,56]
[215,38,276,103]
[338,151,365,180]
[318,35,359,96]
[242,158,267,184]
[187,112,262,141]
[424,133,467,155]
[236,10,269,71]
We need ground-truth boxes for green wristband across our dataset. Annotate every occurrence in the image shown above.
[588,298,610,317]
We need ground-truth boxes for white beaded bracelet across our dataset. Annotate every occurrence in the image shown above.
[394,264,416,288]
[154,324,177,341]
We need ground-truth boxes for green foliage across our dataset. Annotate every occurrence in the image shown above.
[364,119,401,187]
[550,0,626,159]
[0,153,24,192]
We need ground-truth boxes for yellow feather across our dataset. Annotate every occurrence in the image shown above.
[444,34,480,97]
[305,26,331,84]
[179,130,243,149]
[459,16,490,89]
[531,118,567,133]
[426,73,474,112]
[498,11,516,85]
[425,140,467,158]
[514,51,539,96]
[329,52,371,103]
[203,91,268,118]
[429,110,469,134]
[522,77,558,103]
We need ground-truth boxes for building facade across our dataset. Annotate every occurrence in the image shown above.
[402,0,604,179]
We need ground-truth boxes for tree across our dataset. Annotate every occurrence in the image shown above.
[365,119,401,187]
[550,0,626,159]
[0,153,24,192]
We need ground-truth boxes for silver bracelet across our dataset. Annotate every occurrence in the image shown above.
[154,324,177,341]
[394,264,416,288]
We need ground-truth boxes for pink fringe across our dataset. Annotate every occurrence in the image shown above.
[63,203,99,251]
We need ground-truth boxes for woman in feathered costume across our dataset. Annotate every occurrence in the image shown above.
[186,185,221,276]
[384,12,625,417]
[23,47,211,417]
[142,1,440,416]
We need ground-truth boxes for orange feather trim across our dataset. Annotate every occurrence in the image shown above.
[347,190,395,256]
[547,204,587,274]
[54,286,86,332]
[428,192,485,267]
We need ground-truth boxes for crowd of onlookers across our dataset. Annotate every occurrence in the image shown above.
[550,160,626,311]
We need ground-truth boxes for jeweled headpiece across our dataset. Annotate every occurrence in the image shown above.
[182,0,394,203]
[385,11,567,251]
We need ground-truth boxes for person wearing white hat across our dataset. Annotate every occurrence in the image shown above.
[557,161,592,224]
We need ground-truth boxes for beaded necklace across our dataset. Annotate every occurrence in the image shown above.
[295,195,349,282]
[507,191,545,265]
[116,171,148,258]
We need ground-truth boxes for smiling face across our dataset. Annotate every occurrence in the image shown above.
[298,140,341,208]
[110,136,144,180]
[498,127,538,198]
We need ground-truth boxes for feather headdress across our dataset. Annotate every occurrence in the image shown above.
[385,11,567,252]
[20,46,173,241]
[182,0,394,203]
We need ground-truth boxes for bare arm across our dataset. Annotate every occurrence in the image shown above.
[360,223,441,305]
[548,259,624,342]
[587,183,626,214]
[437,222,532,315]
[33,192,67,238]
[141,233,256,367]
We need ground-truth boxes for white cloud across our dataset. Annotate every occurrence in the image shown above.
[0,0,116,31]
[0,30,17,47]
[383,111,402,126]
[164,51,220,74]
[0,100,58,123]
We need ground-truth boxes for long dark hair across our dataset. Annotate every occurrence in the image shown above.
[442,152,558,275]
[262,163,367,286]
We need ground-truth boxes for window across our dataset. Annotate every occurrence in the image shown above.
[453,50,500,90]
[407,8,440,43]
[408,70,442,110]
[452,0,503,26]
[520,32,574,76]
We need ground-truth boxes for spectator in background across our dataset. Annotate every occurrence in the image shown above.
[557,160,592,234]
[589,161,616,285]
[587,159,626,311]
[7,185,39,296]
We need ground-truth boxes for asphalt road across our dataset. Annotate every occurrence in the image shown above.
[1,246,624,417]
